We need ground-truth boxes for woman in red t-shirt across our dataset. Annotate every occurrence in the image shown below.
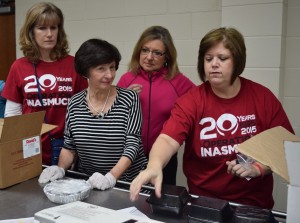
[129,27,294,210]
[2,2,87,165]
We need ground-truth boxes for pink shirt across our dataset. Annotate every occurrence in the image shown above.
[117,67,195,154]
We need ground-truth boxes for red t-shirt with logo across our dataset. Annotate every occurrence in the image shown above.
[161,77,294,209]
[2,56,87,165]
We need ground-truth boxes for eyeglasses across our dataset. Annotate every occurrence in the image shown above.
[140,48,165,58]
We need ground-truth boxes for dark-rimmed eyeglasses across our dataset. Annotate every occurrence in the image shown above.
[140,48,165,58]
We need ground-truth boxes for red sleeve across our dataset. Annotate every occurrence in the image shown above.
[171,73,196,97]
[161,87,201,145]
[2,60,25,103]
[266,90,294,134]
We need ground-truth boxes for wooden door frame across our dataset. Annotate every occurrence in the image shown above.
[0,11,16,81]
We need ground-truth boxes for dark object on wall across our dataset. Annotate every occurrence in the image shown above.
[0,0,15,81]
[147,184,190,216]
[0,0,14,14]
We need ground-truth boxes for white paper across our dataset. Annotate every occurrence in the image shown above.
[0,217,39,223]
[22,136,40,158]
[117,206,149,219]
[34,201,164,223]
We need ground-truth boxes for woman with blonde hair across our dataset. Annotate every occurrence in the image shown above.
[2,2,87,165]
[118,26,195,185]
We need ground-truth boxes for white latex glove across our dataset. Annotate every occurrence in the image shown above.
[104,172,117,189]
[38,166,65,183]
[87,172,106,189]
[87,172,116,190]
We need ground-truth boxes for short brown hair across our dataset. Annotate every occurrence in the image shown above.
[19,2,69,63]
[197,27,246,84]
[75,39,121,78]
[129,26,179,80]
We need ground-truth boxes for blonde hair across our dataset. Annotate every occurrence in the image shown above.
[129,26,180,80]
[19,2,69,63]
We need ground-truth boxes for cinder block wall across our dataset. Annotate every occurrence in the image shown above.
[15,0,300,213]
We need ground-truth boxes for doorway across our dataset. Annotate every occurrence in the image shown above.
[0,0,16,81]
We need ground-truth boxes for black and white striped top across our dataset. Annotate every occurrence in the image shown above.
[64,86,148,182]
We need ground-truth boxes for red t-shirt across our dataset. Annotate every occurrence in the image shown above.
[161,77,294,209]
[2,56,88,165]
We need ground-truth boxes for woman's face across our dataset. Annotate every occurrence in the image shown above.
[139,39,166,72]
[204,42,234,88]
[88,62,116,90]
[33,22,58,53]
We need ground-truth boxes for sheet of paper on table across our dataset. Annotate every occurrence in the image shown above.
[0,217,39,223]
[0,204,156,223]
[116,206,149,219]
[34,201,164,223]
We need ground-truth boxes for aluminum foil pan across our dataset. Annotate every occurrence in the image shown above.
[43,179,91,204]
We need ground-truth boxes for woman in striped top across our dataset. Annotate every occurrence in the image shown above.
[39,39,148,190]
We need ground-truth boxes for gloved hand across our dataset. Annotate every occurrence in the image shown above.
[38,166,65,183]
[87,172,116,190]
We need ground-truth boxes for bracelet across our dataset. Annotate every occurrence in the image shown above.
[252,162,265,178]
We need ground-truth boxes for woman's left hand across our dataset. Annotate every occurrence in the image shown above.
[128,84,142,94]
[226,160,260,179]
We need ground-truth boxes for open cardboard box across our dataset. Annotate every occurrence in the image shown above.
[0,111,56,189]
[236,126,300,222]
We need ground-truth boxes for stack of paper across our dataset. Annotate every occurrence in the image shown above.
[34,201,164,223]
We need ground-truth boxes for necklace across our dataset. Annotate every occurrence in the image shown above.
[87,87,111,118]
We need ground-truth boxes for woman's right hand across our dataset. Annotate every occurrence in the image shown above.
[128,84,142,94]
[130,134,178,201]
[38,166,65,183]
[130,167,163,201]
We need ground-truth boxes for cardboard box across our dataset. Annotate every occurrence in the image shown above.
[236,126,300,223]
[0,111,56,189]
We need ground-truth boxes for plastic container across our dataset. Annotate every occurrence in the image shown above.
[188,195,233,223]
[236,153,255,181]
[43,179,91,204]
[146,184,190,216]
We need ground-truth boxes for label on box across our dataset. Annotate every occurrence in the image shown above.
[22,136,40,158]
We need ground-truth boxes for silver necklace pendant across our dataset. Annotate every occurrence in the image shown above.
[98,112,104,118]
[88,87,111,119]
[95,114,103,119]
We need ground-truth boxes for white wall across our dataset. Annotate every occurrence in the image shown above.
[15,0,300,213]
[15,0,222,86]
[221,0,288,213]
[284,0,300,137]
